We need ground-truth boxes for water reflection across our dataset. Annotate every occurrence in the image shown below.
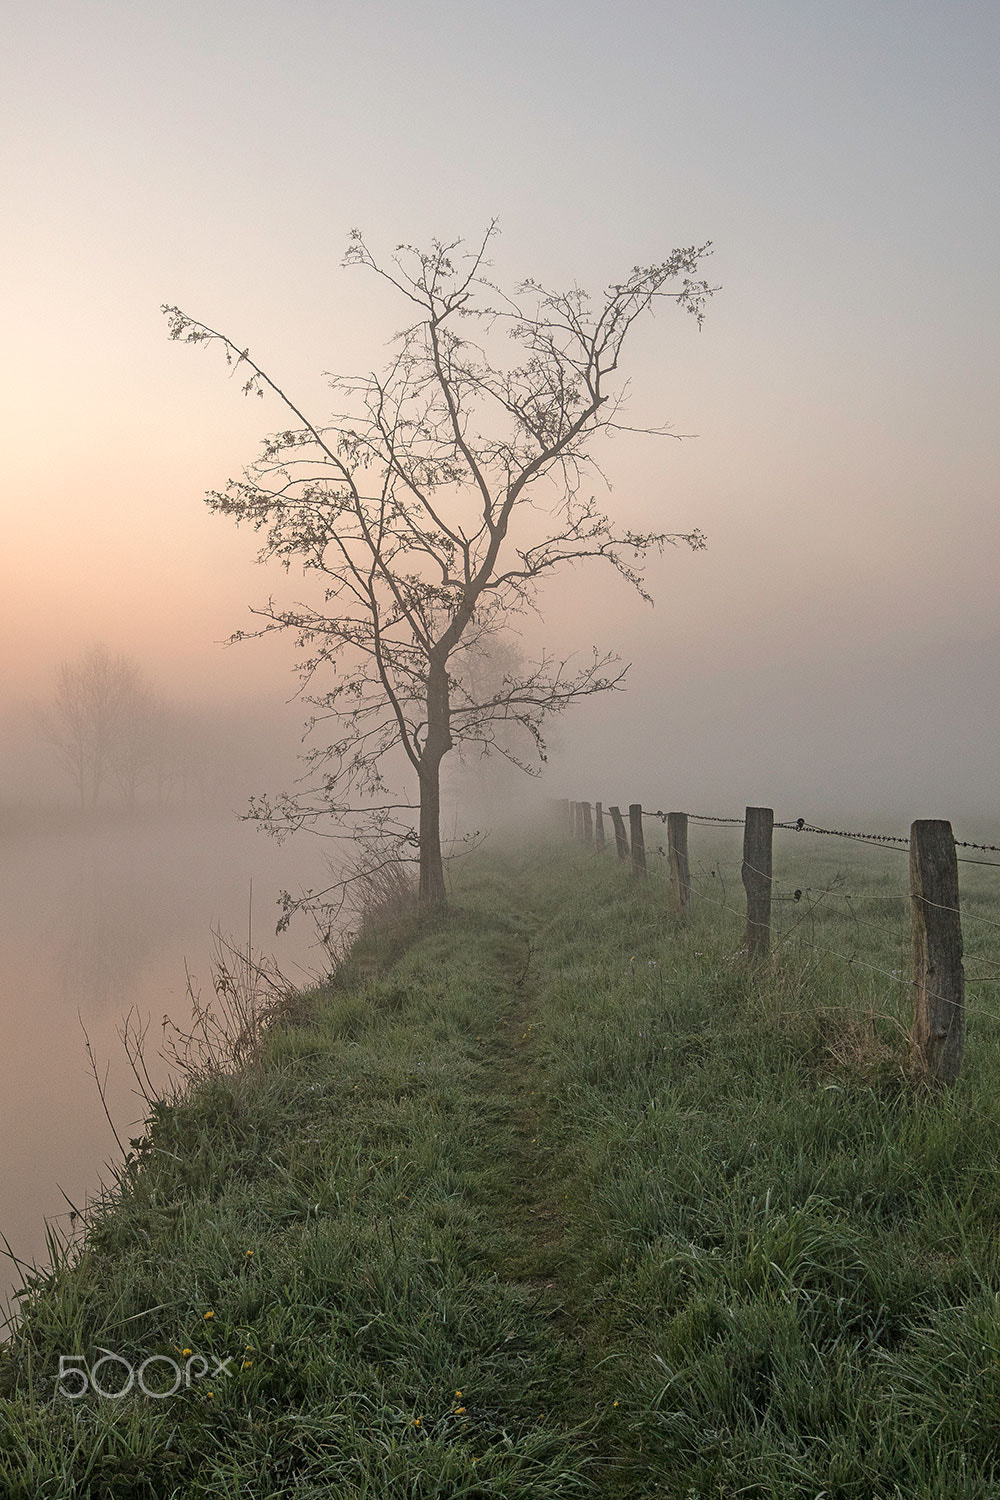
[0,811,327,1322]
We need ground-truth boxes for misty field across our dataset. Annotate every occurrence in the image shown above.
[3,834,1000,1496]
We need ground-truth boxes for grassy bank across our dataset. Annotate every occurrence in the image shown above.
[3,837,1000,1496]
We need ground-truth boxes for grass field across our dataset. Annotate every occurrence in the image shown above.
[4,831,1000,1497]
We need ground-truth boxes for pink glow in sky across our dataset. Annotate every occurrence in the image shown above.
[4,0,1000,818]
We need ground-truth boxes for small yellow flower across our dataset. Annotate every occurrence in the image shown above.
[245,1249,254,1257]
[203,1310,215,1320]
[613,1399,620,1408]
[455,1389,462,1398]
[206,1391,214,1398]
[413,1417,421,1427]
[181,1347,193,1357]
[454,1405,466,1414]
[242,1359,254,1369]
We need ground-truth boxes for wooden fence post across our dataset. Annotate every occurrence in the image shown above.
[629,804,647,878]
[667,811,691,917]
[910,819,964,1085]
[741,806,773,957]
[609,806,628,861]
[595,801,605,849]
[582,802,593,843]
[574,802,586,840]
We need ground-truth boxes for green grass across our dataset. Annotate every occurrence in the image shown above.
[4,833,1000,1496]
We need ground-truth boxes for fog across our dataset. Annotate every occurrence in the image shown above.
[3,0,1000,1310]
[0,688,342,1317]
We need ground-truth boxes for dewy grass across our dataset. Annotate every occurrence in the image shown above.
[3,836,1000,1494]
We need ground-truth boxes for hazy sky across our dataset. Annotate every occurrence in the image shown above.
[4,0,999,820]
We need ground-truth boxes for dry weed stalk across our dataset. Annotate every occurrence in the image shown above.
[120,930,296,1107]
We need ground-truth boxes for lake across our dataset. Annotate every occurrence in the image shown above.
[0,809,330,1322]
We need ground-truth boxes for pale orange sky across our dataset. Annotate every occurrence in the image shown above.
[4,0,999,819]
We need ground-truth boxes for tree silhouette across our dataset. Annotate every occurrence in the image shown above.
[164,225,713,912]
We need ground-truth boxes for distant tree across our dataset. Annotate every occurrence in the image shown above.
[40,646,136,809]
[40,646,166,811]
[110,674,159,811]
[444,630,544,823]
[164,224,713,913]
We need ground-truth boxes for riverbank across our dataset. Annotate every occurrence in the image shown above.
[3,841,1000,1496]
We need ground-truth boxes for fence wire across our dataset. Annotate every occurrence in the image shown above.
[608,802,1000,859]
[564,795,1000,1050]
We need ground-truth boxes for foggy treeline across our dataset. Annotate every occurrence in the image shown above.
[36,645,202,813]
[0,644,307,832]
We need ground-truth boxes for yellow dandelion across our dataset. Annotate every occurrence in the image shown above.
[613,1400,620,1408]
[206,1391,214,1398]
[181,1347,193,1357]
[203,1309,215,1319]
[413,1417,421,1427]
[245,1249,254,1257]
[242,1359,254,1369]
[455,1389,462,1397]
[454,1405,466,1414]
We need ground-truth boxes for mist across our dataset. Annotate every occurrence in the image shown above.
[2,0,999,1356]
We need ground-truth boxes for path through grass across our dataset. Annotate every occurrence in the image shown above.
[4,838,1000,1496]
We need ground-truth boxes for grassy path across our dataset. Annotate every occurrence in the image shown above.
[6,841,1000,1495]
[0,855,615,1497]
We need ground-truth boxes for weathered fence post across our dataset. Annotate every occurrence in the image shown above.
[910,819,964,1086]
[609,806,629,861]
[629,804,647,878]
[574,802,586,840]
[595,801,605,849]
[582,801,593,843]
[667,811,691,917]
[741,806,773,957]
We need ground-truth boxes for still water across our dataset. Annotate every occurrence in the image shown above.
[0,810,329,1320]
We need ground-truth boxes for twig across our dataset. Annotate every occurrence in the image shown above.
[79,1012,126,1155]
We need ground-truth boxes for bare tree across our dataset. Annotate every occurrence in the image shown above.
[163,225,713,912]
[40,646,148,810]
[110,673,159,810]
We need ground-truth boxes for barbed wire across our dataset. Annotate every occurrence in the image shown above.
[591,802,1000,862]
[707,851,1000,941]
[777,818,910,846]
[568,804,1000,1038]
[679,853,1000,989]
[680,865,1000,1032]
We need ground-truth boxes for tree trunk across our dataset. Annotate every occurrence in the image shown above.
[418,656,452,910]
[418,762,446,908]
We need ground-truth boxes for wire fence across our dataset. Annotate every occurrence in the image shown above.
[556,798,999,1086]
